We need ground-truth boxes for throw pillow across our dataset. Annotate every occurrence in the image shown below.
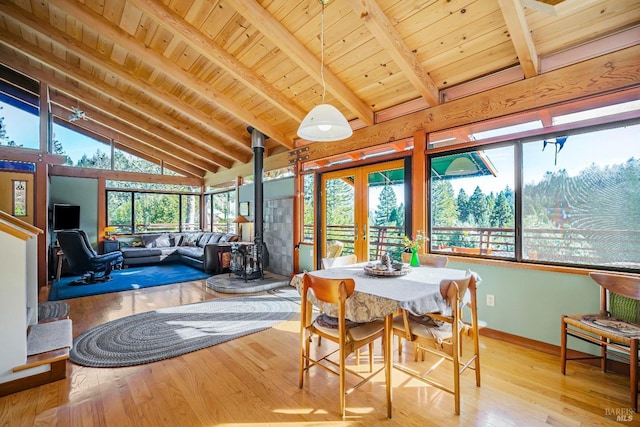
[181,233,199,247]
[141,234,159,248]
[154,234,171,248]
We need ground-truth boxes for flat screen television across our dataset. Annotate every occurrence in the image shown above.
[52,204,80,231]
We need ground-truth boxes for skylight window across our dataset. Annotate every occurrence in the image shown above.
[553,100,640,125]
[471,120,543,140]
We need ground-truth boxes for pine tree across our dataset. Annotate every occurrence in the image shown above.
[373,185,398,226]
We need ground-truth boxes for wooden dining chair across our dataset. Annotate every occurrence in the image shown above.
[400,252,448,267]
[321,254,358,269]
[396,253,449,354]
[561,272,640,412]
[299,273,390,417]
[392,273,480,414]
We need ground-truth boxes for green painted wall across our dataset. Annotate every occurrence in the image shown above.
[49,176,99,248]
[447,259,600,350]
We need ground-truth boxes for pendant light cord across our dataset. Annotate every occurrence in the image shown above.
[320,1,326,104]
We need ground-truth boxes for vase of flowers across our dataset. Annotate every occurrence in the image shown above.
[403,231,428,267]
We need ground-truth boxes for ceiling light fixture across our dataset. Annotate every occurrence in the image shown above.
[297,0,352,142]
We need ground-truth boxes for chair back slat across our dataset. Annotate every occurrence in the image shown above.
[589,272,640,301]
[302,273,355,304]
[400,253,448,267]
[322,254,357,269]
[590,272,640,323]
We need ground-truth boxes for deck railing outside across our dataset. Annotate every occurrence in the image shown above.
[307,224,640,269]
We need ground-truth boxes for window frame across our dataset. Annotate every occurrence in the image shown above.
[428,116,640,273]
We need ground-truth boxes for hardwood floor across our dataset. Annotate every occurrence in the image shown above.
[0,280,634,426]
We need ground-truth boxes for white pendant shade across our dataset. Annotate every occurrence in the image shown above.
[297,104,353,142]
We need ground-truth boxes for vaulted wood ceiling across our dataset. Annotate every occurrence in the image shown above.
[0,0,638,179]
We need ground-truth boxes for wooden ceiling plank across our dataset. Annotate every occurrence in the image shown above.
[296,45,640,161]
[345,0,440,106]
[0,2,249,165]
[42,0,256,155]
[224,0,375,127]
[0,43,235,171]
[498,0,540,78]
[126,0,306,125]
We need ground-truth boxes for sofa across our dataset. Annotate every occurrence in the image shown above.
[120,232,239,274]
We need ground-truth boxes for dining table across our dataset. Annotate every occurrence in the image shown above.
[290,263,480,418]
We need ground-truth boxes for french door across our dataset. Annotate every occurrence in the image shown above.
[320,159,406,263]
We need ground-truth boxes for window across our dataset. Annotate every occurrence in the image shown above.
[522,124,640,270]
[181,194,200,231]
[430,118,640,272]
[0,77,39,150]
[302,173,314,243]
[203,190,236,233]
[113,148,161,174]
[53,121,111,169]
[431,146,515,257]
[107,190,201,234]
[13,180,27,216]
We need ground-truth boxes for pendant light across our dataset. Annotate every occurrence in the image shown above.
[297,0,353,142]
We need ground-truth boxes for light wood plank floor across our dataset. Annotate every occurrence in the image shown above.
[0,279,636,426]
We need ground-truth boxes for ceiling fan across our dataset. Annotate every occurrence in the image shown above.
[68,106,87,122]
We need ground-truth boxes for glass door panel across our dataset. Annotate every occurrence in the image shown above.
[322,172,356,258]
[321,159,405,264]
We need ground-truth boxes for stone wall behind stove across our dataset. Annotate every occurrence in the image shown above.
[264,197,294,277]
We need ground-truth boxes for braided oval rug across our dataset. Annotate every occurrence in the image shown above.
[70,288,299,368]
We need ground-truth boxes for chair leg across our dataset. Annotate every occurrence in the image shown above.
[560,316,567,375]
[601,336,608,372]
[631,339,638,412]
[397,336,403,357]
[340,348,346,417]
[368,342,374,372]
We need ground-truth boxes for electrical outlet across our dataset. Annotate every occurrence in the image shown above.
[486,294,495,307]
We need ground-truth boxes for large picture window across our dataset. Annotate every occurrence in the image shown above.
[521,124,640,269]
[107,190,201,234]
[431,146,515,257]
[430,119,640,272]
[204,190,236,233]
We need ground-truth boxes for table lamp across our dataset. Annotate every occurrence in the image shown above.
[104,226,117,240]
[232,215,250,240]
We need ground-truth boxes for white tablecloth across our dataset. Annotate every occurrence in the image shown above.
[290,264,479,323]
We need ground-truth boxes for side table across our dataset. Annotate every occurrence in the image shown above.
[104,239,120,254]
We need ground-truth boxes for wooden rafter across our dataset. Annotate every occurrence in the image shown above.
[128,0,306,124]
[43,0,294,149]
[498,0,540,78]
[225,0,375,127]
[0,0,253,163]
[49,102,208,177]
[345,0,440,106]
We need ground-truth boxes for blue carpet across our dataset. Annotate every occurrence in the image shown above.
[49,264,210,301]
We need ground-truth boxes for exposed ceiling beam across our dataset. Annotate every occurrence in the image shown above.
[225,0,375,127]
[345,0,440,106]
[0,145,67,165]
[292,45,640,162]
[49,103,209,177]
[0,49,227,172]
[50,164,203,186]
[498,0,539,78]
[128,0,306,123]
[0,1,251,163]
[44,0,294,149]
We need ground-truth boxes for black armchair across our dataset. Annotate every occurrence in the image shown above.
[56,230,124,285]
